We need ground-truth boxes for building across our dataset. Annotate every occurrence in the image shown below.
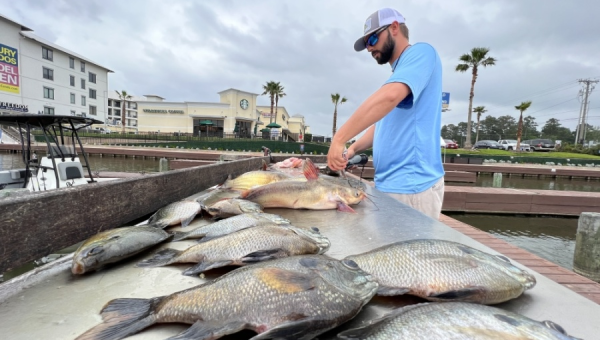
[114,88,308,141]
[0,14,112,118]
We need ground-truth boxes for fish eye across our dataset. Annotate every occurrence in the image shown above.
[85,246,104,257]
[311,227,320,233]
[342,259,359,269]
[354,191,360,197]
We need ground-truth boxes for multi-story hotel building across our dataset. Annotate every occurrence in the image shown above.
[109,88,311,141]
[0,14,111,118]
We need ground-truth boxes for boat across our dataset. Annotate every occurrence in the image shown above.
[0,114,117,192]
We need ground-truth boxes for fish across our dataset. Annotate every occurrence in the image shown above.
[196,187,243,207]
[136,225,331,276]
[72,225,171,275]
[241,158,365,213]
[222,170,293,191]
[147,200,202,229]
[338,302,582,340]
[345,239,537,304]
[171,212,290,242]
[75,255,379,340]
[205,198,263,219]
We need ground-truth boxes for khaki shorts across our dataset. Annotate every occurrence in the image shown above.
[385,177,445,220]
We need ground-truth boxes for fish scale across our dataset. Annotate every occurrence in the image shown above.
[346,239,536,304]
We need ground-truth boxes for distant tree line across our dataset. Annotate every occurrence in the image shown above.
[442,115,600,147]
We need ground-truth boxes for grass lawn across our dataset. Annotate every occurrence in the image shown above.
[442,148,600,160]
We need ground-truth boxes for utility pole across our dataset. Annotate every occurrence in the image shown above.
[575,79,599,145]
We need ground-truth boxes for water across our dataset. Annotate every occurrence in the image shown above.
[452,173,600,192]
[446,213,577,270]
[0,153,160,173]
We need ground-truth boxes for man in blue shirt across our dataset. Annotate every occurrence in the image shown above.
[327,8,445,219]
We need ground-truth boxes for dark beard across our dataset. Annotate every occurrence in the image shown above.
[373,33,395,65]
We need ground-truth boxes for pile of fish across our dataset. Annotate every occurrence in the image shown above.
[68,156,581,340]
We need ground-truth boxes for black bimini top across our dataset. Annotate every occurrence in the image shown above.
[0,114,103,129]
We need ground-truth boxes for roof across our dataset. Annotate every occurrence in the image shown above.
[0,114,103,128]
[217,88,260,96]
[20,31,114,72]
[143,95,165,99]
[0,13,33,31]
[292,114,305,118]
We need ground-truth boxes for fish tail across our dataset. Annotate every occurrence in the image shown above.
[171,231,190,242]
[75,297,162,340]
[136,248,182,267]
[221,174,233,188]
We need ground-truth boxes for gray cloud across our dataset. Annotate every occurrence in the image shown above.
[2,0,599,136]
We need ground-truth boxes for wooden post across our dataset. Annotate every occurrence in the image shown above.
[573,212,600,283]
[159,157,169,172]
[492,173,502,188]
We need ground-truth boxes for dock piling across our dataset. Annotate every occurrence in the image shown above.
[492,173,502,187]
[573,212,600,283]
[159,157,169,172]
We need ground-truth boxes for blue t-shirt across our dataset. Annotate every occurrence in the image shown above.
[372,42,445,194]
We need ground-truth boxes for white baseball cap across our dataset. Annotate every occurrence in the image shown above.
[354,8,406,52]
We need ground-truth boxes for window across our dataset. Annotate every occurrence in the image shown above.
[88,72,96,83]
[108,108,112,116]
[81,96,86,106]
[81,61,85,72]
[89,88,96,99]
[70,75,75,86]
[70,93,76,104]
[43,87,54,99]
[44,107,55,115]
[81,78,85,89]
[114,109,121,116]
[89,105,97,116]
[42,67,54,80]
[71,110,76,116]
[69,57,75,69]
[81,112,86,117]
[42,47,53,61]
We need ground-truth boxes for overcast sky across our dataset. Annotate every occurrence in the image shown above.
[3,0,600,137]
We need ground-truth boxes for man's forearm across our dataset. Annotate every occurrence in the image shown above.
[349,126,375,154]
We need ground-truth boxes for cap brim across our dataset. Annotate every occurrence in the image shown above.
[354,36,367,52]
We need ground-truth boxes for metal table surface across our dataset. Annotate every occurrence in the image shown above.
[0,184,598,340]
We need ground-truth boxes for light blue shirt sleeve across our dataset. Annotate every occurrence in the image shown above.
[384,44,438,108]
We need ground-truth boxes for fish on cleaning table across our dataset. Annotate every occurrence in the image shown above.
[205,198,263,219]
[147,200,202,229]
[337,302,582,340]
[136,225,331,276]
[76,255,379,340]
[171,212,290,242]
[345,239,536,304]
[221,170,293,191]
[72,225,171,275]
[241,158,365,213]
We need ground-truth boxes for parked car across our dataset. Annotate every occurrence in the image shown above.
[498,139,531,151]
[443,139,458,149]
[522,138,556,152]
[473,140,503,149]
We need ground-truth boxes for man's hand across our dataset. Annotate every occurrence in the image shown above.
[327,140,348,171]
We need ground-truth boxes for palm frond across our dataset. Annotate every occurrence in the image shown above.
[455,64,470,72]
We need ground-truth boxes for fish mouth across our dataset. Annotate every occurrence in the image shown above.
[317,239,332,254]
[71,260,85,275]
[522,270,537,289]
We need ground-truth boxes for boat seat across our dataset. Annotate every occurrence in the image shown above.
[48,145,77,159]
[57,161,84,180]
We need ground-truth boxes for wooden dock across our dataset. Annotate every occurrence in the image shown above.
[440,214,600,304]
[443,186,600,216]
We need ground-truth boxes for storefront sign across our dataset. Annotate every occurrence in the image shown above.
[143,109,184,114]
[0,101,28,112]
[0,44,19,94]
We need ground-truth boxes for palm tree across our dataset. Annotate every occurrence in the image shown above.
[116,90,132,134]
[472,106,487,143]
[331,93,347,137]
[261,81,278,124]
[456,47,496,148]
[274,82,286,124]
[515,101,532,152]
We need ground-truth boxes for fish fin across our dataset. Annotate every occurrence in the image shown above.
[429,287,485,301]
[494,314,522,327]
[302,158,320,181]
[195,235,222,244]
[182,260,232,276]
[166,320,247,340]
[239,189,251,199]
[241,249,288,263]
[337,324,373,340]
[135,248,182,267]
[221,174,233,188]
[337,201,356,213]
[75,297,161,340]
[147,221,169,229]
[180,213,199,228]
[250,318,318,340]
[256,268,317,293]
[170,231,189,242]
[338,304,431,339]
[376,286,410,296]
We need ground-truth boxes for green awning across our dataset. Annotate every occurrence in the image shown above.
[199,120,214,125]
[266,123,281,128]
[260,128,271,132]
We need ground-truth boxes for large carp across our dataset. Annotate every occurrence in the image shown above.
[76,255,379,340]
[148,200,202,229]
[241,158,365,212]
[137,225,331,276]
[338,302,582,340]
[345,239,536,304]
[72,225,171,275]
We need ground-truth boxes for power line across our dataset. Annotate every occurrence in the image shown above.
[575,79,599,144]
